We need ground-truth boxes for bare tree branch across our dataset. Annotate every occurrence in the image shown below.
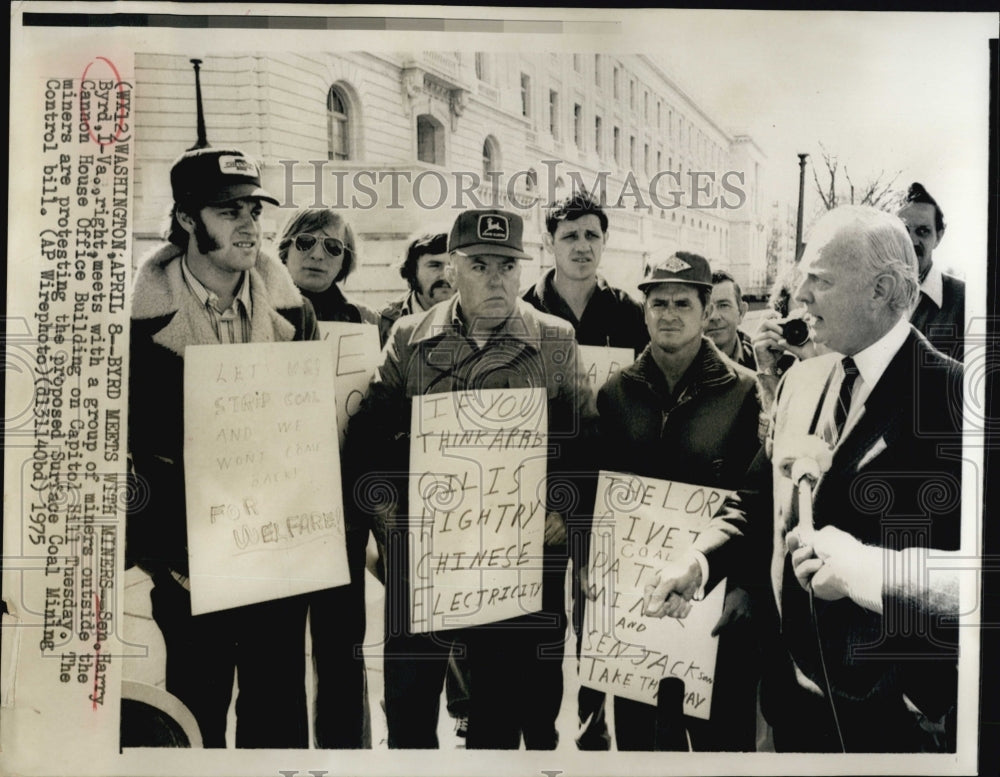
[812,143,901,213]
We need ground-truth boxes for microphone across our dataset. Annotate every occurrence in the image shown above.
[775,435,834,533]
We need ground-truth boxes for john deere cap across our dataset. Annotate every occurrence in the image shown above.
[448,208,531,260]
[638,251,712,291]
[170,148,279,207]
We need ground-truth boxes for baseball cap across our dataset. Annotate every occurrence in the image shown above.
[638,251,712,292]
[170,148,280,207]
[448,209,531,260]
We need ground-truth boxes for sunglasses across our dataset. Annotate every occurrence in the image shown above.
[294,234,345,257]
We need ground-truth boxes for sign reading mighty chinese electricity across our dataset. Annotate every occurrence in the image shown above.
[408,388,547,633]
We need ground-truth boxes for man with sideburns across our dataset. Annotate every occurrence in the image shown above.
[127,148,318,748]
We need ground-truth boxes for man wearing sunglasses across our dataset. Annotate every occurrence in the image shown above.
[127,147,319,748]
[345,207,597,749]
[278,208,380,326]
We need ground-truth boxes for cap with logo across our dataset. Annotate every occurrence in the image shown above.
[170,148,280,208]
[638,251,712,292]
[448,208,531,260]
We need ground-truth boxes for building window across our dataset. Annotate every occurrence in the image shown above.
[644,91,649,120]
[613,67,620,99]
[595,115,603,157]
[629,79,636,110]
[657,101,662,128]
[613,126,621,164]
[520,73,531,118]
[475,53,487,81]
[644,143,650,176]
[629,135,636,169]
[549,90,560,139]
[657,150,662,172]
[327,85,350,160]
[573,103,583,148]
[573,54,582,72]
[483,136,501,179]
[594,54,601,86]
[417,114,444,165]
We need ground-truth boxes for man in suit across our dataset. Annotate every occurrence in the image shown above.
[643,205,963,752]
[897,182,965,360]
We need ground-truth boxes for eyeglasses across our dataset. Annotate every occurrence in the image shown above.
[294,234,345,257]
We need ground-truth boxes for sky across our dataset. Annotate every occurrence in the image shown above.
[646,9,995,281]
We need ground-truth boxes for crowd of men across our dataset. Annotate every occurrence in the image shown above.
[126,145,966,753]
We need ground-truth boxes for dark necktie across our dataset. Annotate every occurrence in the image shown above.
[833,356,860,441]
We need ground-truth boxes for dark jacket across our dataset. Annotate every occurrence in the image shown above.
[378,290,423,347]
[597,338,763,583]
[300,282,379,327]
[911,271,965,361]
[522,269,649,353]
[127,243,318,577]
[733,329,758,370]
[697,327,963,729]
[344,297,598,626]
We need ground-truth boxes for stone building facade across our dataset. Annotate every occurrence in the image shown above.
[132,52,768,308]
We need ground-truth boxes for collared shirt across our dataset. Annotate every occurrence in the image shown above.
[723,329,757,370]
[425,296,539,353]
[919,263,944,310]
[180,255,252,343]
[815,315,911,444]
[522,269,649,353]
[693,316,912,605]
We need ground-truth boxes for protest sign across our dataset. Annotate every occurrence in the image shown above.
[408,388,547,633]
[578,344,636,392]
[582,471,731,720]
[183,340,349,615]
[316,321,381,448]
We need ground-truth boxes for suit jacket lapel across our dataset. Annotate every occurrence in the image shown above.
[818,330,916,493]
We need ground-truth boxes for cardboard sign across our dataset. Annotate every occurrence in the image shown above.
[183,341,350,615]
[316,321,381,449]
[408,388,547,633]
[577,344,636,392]
[582,470,731,720]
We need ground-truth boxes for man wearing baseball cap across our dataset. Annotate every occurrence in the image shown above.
[345,208,597,749]
[593,251,763,750]
[127,147,318,748]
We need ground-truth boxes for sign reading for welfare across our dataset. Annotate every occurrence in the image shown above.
[316,321,381,449]
[582,471,731,720]
[184,341,350,615]
[577,344,636,393]
[409,388,547,633]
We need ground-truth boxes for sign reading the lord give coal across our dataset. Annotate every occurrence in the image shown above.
[183,341,350,615]
[581,471,731,719]
[316,321,381,449]
[409,388,547,633]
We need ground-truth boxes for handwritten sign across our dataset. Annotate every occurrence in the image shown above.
[408,388,547,633]
[316,322,381,449]
[183,341,350,615]
[582,471,731,719]
[578,345,636,392]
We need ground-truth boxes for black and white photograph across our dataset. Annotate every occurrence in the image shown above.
[3,4,996,776]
